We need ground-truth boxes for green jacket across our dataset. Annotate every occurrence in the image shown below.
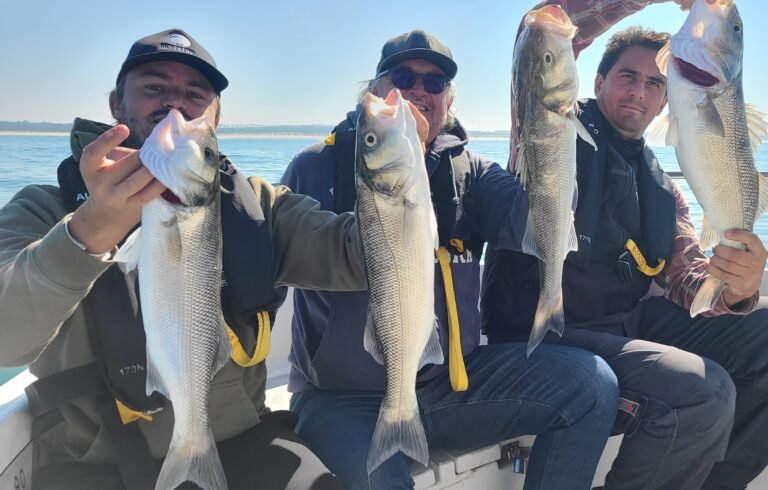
[0,118,366,463]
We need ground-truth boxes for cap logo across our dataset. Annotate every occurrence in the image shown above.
[165,33,192,48]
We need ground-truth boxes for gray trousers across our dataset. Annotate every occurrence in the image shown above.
[33,410,344,490]
[545,296,768,490]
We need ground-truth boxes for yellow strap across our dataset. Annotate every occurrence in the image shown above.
[324,132,336,146]
[449,239,465,253]
[624,239,666,276]
[227,311,271,367]
[436,247,469,392]
[115,399,153,425]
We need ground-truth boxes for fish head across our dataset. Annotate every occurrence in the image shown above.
[514,5,579,116]
[670,0,743,91]
[140,109,220,207]
[355,90,422,200]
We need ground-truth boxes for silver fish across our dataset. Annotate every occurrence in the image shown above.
[116,109,229,490]
[356,89,443,474]
[511,5,596,355]
[653,0,768,316]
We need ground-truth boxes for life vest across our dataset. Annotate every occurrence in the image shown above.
[482,98,677,342]
[26,152,285,490]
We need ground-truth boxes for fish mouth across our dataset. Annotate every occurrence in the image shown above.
[673,56,719,87]
[161,189,183,205]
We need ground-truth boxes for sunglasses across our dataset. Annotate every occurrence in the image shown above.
[381,66,451,95]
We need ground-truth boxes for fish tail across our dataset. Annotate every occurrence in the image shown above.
[367,404,429,475]
[155,429,227,490]
[690,276,725,318]
[527,293,565,357]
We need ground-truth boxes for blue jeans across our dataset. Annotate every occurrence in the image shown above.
[290,343,619,489]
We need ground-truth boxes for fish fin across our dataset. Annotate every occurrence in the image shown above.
[745,104,768,153]
[215,318,232,376]
[513,143,528,189]
[699,214,721,249]
[527,291,565,357]
[367,403,429,474]
[756,173,768,221]
[521,209,543,260]
[656,41,671,77]
[645,112,676,147]
[690,276,724,317]
[568,111,597,150]
[566,212,578,254]
[145,349,168,398]
[363,309,384,365]
[419,319,444,369]
[113,227,142,272]
[698,95,726,138]
[156,428,227,490]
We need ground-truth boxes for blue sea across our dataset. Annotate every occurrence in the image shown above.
[1,133,768,386]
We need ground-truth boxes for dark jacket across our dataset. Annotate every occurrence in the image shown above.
[481,99,677,343]
[281,110,529,392]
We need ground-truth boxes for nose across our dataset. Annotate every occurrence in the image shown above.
[162,88,186,111]
[628,81,646,100]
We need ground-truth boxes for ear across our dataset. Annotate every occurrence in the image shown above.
[594,73,604,97]
[109,91,121,121]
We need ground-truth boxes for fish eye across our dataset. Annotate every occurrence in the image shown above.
[204,147,215,162]
[365,132,378,147]
[544,53,553,65]
[734,24,742,33]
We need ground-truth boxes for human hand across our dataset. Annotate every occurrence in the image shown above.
[708,229,768,306]
[68,125,165,254]
[677,0,695,11]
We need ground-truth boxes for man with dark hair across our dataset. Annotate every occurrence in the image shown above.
[483,3,768,489]
[280,28,621,490]
[0,28,370,490]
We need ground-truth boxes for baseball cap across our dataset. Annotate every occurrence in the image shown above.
[116,28,228,93]
[376,30,457,79]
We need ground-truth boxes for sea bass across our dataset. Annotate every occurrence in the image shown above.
[653,0,768,316]
[117,109,229,490]
[511,5,596,355]
[356,89,443,474]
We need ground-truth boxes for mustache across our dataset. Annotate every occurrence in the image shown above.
[151,109,191,122]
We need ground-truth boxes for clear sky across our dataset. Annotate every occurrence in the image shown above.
[1,0,765,131]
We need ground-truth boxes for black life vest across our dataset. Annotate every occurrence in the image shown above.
[482,99,677,342]
[42,153,286,414]
[329,112,483,258]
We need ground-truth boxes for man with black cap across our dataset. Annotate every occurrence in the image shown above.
[279,29,620,489]
[0,28,371,490]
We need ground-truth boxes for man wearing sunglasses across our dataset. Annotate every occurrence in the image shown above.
[280,29,620,489]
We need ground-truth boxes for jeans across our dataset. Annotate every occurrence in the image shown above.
[534,296,768,490]
[290,343,619,490]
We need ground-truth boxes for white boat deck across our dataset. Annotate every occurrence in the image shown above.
[3,283,768,488]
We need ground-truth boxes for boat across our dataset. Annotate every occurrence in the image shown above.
[2,272,768,489]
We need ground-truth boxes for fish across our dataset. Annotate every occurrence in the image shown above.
[356,89,444,474]
[511,5,596,355]
[652,0,768,316]
[116,109,229,490]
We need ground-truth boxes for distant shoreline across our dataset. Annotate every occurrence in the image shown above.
[0,130,508,141]
[0,131,69,137]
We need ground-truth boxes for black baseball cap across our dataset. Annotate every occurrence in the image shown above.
[376,30,457,80]
[116,28,228,94]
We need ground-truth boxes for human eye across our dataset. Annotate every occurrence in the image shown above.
[144,84,162,94]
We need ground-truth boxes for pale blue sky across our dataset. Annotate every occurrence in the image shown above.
[1,0,765,131]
